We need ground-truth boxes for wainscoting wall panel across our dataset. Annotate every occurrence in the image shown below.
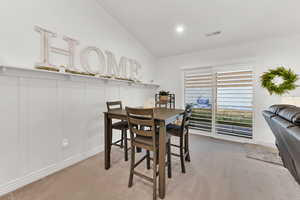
[58,80,86,161]
[0,76,20,186]
[0,68,157,196]
[27,78,60,173]
[85,81,106,154]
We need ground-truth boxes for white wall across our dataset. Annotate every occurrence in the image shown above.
[157,34,300,146]
[0,0,157,82]
[0,0,157,195]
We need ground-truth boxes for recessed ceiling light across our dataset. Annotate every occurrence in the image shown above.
[175,25,185,34]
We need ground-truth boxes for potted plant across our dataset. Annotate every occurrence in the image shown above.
[159,90,170,102]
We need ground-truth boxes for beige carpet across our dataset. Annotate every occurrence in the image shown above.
[1,135,300,200]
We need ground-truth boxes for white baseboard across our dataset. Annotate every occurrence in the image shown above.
[190,130,276,148]
[0,145,103,197]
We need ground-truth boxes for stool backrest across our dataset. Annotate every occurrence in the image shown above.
[181,107,192,133]
[107,101,122,111]
[126,107,156,147]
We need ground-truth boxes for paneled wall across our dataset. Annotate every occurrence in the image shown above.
[0,68,156,195]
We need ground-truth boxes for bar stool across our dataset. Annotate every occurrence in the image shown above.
[106,101,129,161]
[126,107,172,200]
[155,94,175,109]
[167,107,192,173]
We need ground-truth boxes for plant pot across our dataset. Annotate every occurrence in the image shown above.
[159,95,169,102]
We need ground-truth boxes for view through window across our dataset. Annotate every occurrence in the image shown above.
[184,67,253,138]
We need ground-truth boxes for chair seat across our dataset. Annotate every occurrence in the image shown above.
[112,121,128,130]
[166,123,180,130]
[166,124,183,137]
[134,134,170,147]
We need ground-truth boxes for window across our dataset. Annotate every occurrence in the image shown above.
[184,67,253,139]
[216,70,253,138]
[184,68,213,132]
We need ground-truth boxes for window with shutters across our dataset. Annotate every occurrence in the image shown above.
[184,67,253,139]
[184,68,213,132]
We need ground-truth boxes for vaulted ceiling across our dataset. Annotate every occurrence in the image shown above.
[97,0,300,58]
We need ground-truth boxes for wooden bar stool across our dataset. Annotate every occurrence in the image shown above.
[106,101,129,161]
[167,108,192,173]
[126,107,172,200]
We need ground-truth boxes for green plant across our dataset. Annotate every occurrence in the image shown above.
[261,67,298,95]
[159,90,169,96]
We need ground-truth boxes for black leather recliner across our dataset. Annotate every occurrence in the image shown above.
[262,104,300,185]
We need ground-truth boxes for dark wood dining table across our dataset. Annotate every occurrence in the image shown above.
[104,107,184,199]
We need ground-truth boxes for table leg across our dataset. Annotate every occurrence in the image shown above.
[159,121,166,199]
[104,113,112,169]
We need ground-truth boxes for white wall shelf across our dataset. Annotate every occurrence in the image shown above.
[0,65,160,89]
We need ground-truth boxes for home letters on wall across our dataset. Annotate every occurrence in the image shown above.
[34,26,141,80]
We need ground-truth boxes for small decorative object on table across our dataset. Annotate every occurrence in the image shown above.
[156,91,175,109]
[159,90,170,102]
[261,66,298,95]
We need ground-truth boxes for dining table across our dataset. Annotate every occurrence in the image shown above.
[104,107,184,199]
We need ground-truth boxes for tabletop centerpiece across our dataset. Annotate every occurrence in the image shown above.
[158,90,170,102]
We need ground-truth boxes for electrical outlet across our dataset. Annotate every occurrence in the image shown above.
[62,138,69,148]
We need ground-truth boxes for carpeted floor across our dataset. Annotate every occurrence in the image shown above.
[1,135,300,200]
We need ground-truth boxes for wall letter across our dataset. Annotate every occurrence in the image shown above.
[34,26,79,70]
[105,51,129,78]
[128,59,142,80]
[80,47,106,74]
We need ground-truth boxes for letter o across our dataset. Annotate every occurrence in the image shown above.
[80,47,106,74]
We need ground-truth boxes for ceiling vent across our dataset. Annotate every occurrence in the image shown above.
[205,31,222,37]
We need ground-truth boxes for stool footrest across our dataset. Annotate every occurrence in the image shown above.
[134,155,148,168]
[170,144,181,148]
[171,153,180,157]
[133,171,154,182]
[112,138,123,146]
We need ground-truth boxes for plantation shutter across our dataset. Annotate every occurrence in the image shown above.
[184,66,254,139]
[184,68,213,132]
[216,70,253,138]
